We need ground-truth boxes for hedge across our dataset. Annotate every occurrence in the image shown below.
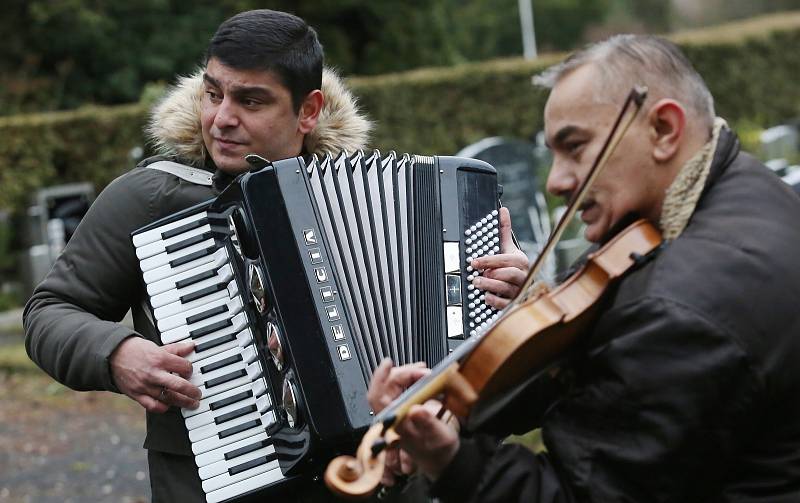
[0,105,145,212]
[2,11,800,217]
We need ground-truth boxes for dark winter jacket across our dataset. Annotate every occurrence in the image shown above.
[23,68,372,456]
[432,129,800,502]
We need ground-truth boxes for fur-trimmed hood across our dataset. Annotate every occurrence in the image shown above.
[145,67,372,167]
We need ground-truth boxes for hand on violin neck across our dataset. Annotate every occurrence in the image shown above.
[381,444,417,488]
[394,402,460,483]
[367,358,429,414]
[471,207,530,309]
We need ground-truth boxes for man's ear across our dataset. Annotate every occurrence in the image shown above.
[647,99,686,163]
[298,89,324,134]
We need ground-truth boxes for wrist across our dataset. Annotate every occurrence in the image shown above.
[421,436,460,482]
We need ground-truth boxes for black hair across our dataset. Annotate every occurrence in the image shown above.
[206,9,323,111]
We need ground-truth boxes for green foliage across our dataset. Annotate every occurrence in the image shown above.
[5,0,800,117]
[683,30,800,125]
[1,1,230,113]
[0,21,799,220]
[0,212,13,273]
[0,105,144,212]
[533,0,612,50]
[1,0,617,115]
[508,428,546,453]
[352,58,557,155]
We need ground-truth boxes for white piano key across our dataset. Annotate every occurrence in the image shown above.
[189,346,257,388]
[161,309,247,346]
[194,430,269,468]
[197,360,264,400]
[202,444,281,493]
[183,378,267,420]
[158,295,243,334]
[154,279,239,321]
[192,409,276,455]
[140,236,219,272]
[194,431,270,468]
[136,221,218,260]
[204,462,284,503]
[143,247,229,285]
[132,210,208,248]
[186,319,251,363]
[185,384,269,430]
[198,439,275,480]
[188,395,271,443]
[146,252,230,296]
[151,264,234,308]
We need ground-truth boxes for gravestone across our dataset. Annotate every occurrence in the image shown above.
[20,183,95,299]
[456,137,551,258]
[760,122,800,195]
[760,124,798,170]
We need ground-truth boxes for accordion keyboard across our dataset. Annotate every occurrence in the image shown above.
[133,208,285,503]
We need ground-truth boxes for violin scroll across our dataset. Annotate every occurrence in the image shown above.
[324,423,391,499]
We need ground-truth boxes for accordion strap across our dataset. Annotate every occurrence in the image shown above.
[147,160,213,186]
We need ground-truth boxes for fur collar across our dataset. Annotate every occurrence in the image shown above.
[145,67,372,167]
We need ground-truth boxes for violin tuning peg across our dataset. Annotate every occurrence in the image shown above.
[370,439,388,457]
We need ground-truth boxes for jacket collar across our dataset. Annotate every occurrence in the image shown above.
[701,126,741,199]
[144,67,373,173]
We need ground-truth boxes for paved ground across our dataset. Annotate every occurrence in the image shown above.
[0,324,150,503]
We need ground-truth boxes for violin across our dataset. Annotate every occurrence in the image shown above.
[324,87,659,499]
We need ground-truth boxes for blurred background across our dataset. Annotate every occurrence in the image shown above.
[1,1,800,501]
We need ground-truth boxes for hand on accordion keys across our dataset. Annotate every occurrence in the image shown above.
[109,337,201,414]
[469,207,529,309]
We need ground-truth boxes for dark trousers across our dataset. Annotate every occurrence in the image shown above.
[147,450,430,502]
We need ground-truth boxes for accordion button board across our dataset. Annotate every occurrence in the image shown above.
[132,150,502,501]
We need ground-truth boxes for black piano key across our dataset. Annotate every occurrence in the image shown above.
[201,354,243,374]
[224,438,273,461]
[195,333,236,353]
[165,231,213,254]
[205,369,247,389]
[170,245,218,268]
[186,304,228,325]
[190,319,233,339]
[215,404,257,425]
[218,418,262,439]
[161,217,208,240]
[175,269,218,289]
[228,452,277,476]
[180,282,227,304]
[210,390,253,411]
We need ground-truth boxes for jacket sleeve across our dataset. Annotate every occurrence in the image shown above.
[23,171,155,392]
[432,296,760,502]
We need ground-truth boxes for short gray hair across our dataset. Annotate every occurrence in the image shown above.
[534,34,715,129]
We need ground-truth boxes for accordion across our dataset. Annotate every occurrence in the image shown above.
[132,150,501,502]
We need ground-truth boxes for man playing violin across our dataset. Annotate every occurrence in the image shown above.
[367,34,800,502]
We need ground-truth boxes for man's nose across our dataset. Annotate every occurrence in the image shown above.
[545,160,578,199]
[213,98,239,129]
